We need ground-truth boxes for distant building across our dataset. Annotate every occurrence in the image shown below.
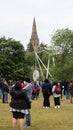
[30,17,39,52]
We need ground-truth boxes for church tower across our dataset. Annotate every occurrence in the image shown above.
[30,17,39,52]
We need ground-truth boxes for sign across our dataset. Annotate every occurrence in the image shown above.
[33,70,39,81]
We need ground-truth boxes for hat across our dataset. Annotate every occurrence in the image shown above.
[24,78,30,83]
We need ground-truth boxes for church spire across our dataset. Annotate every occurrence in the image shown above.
[30,17,39,52]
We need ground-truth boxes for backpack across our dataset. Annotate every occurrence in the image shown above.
[33,87,37,93]
[55,85,61,94]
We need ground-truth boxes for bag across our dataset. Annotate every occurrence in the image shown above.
[33,87,37,93]
[55,85,61,94]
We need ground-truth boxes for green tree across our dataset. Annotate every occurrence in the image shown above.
[26,42,34,52]
[51,28,73,80]
[0,37,26,80]
[25,51,35,79]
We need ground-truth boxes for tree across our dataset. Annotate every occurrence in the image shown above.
[25,51,35,79]
[51,28,73,80]
[26,42,34,52]
[0,37,26,80]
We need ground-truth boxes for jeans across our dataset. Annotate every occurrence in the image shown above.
[25,110,31,126]
[2,92,8,103]
[0,89,2,99]
[65,90,70,100]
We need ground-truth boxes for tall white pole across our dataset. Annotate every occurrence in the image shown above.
[35,52,52,77]
[46,56,50,79]
[35,52,45,80]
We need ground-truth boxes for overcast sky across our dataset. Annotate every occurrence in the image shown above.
[0,0,73,48]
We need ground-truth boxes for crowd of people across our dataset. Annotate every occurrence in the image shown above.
[42,79,73,108]
[0,78,73,130]
[0,78,40,130]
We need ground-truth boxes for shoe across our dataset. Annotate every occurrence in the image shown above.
[57,105,60,108]
[24,125,30,128]
[24,124,31,128]
[43,106,49,108]
[54,106,57,108]
[46,107,50,108]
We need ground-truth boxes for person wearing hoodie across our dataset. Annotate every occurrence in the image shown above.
[23,78,33,128]
[42,78,52,108]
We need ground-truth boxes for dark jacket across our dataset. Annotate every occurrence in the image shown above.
[10,88,31,110]
[2,84,9,93]
[42,80,52,95]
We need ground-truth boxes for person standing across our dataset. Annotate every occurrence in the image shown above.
[23,78,33,128]
[68,80,73,103]
[9,81,31,130]
[52,81,61,108]
[0,80,3,99]
[32,81,40,100]
[2,79,9,103]
[42,78,52,108]
[64,80,70,102]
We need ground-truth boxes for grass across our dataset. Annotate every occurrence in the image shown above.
[0,93,73,130]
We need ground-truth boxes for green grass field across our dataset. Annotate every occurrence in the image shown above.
[0,93,73,130]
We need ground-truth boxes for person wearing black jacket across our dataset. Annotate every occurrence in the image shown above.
[2,80,9,103]
[42,78,52,108]
[9,81,31,130]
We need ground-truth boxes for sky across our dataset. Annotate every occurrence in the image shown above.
[0,0,73,49]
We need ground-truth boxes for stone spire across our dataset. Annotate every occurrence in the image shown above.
[30,17,39,52]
